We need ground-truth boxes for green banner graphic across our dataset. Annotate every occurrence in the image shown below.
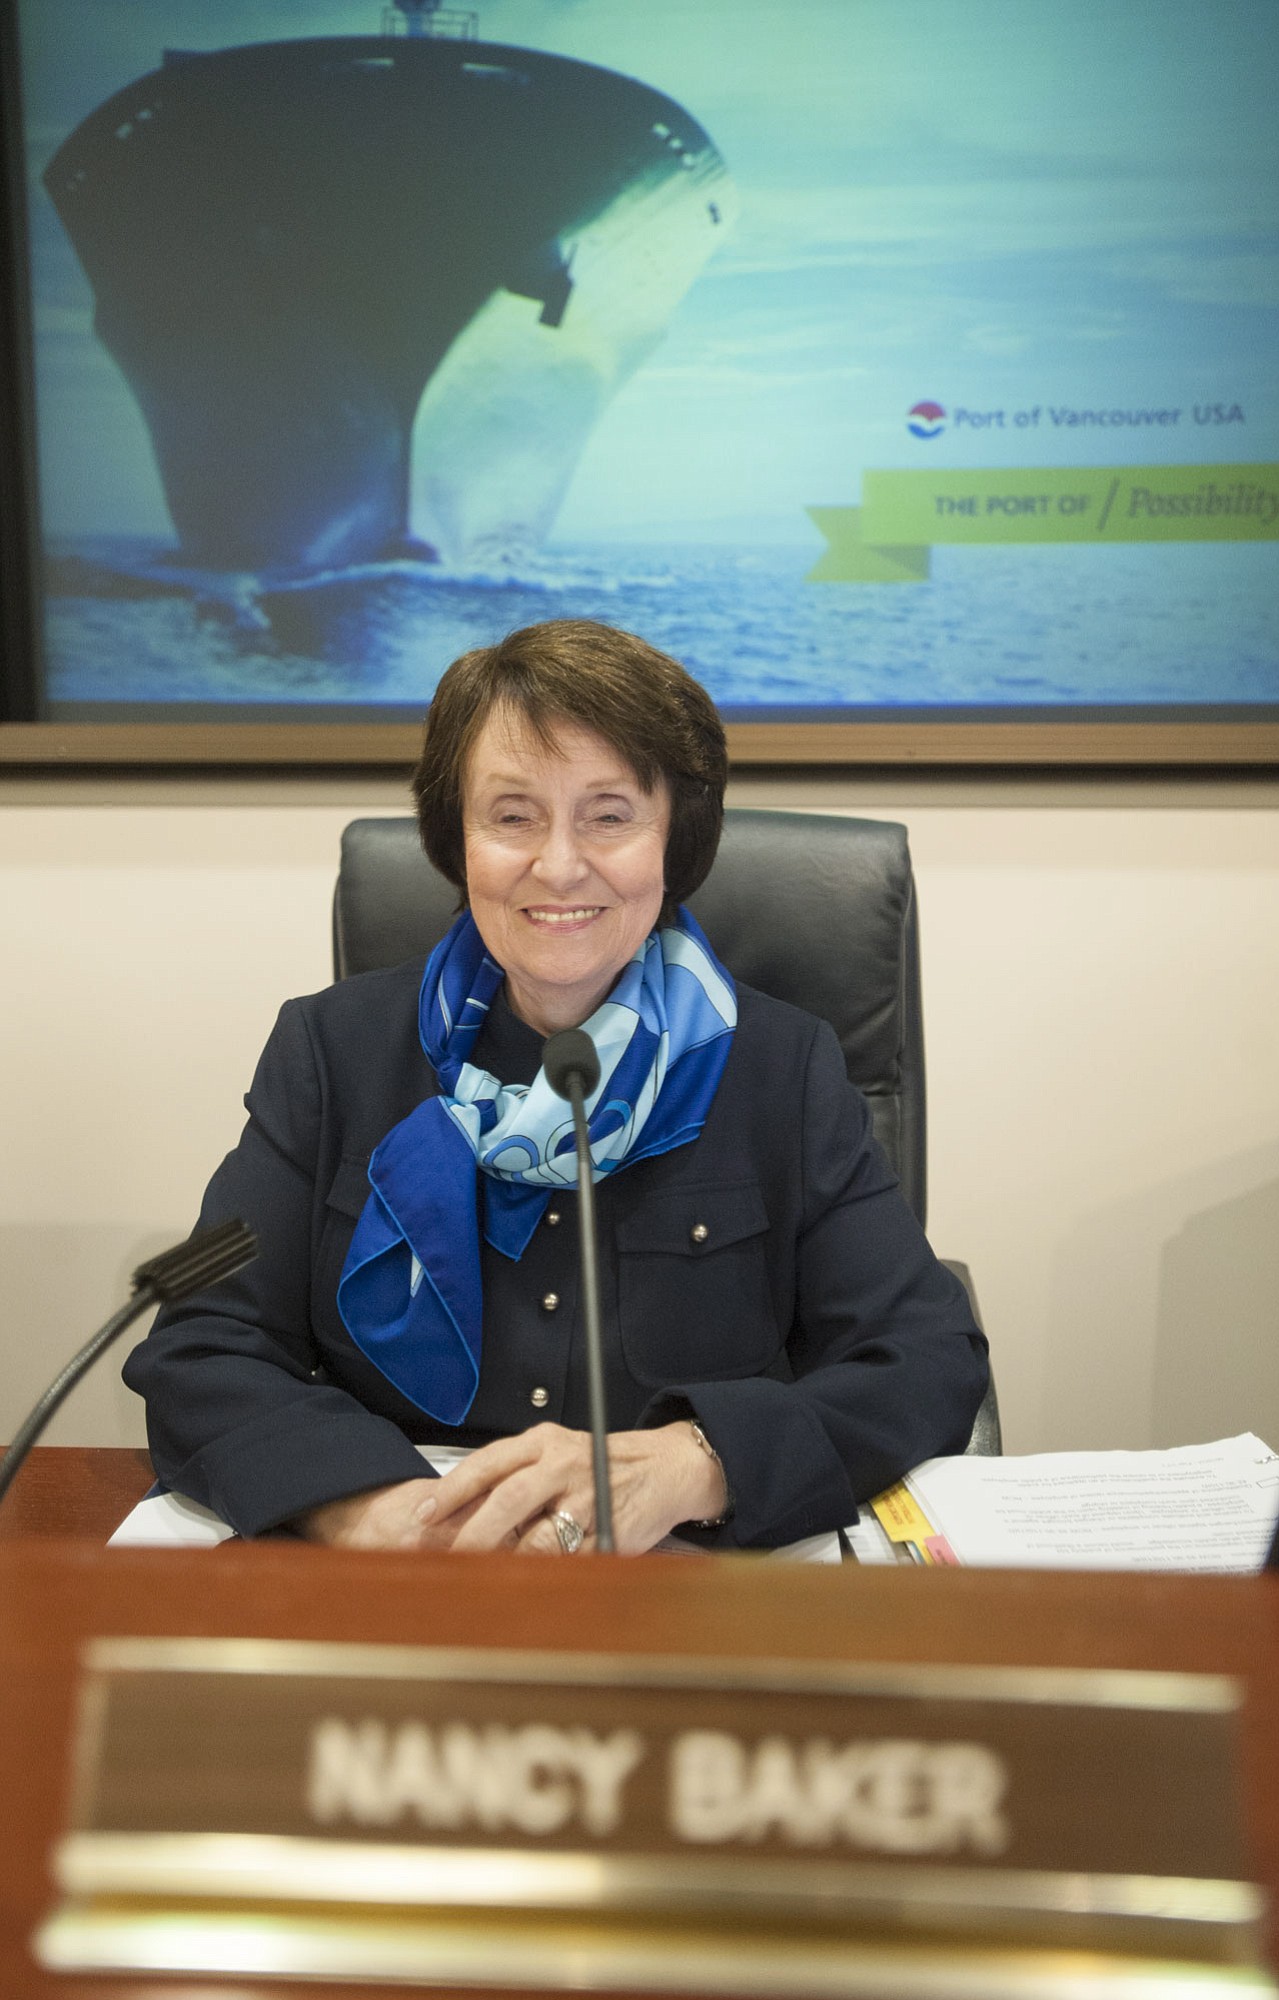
[807,463,1279,582]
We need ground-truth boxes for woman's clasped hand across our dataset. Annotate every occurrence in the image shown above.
[296,1420,727,1555]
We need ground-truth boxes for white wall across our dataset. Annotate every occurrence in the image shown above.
[3,772,1278,1459]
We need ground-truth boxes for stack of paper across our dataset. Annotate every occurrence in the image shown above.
[868,1433,1279,1573]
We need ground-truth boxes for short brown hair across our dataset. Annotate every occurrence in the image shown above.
[411,619,726,925]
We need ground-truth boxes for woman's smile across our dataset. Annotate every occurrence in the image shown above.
[522,905,604,927]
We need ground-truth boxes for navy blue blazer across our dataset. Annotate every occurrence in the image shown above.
[123,961,988,1544]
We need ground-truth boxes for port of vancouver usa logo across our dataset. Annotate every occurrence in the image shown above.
[801,396,1271,581]
[907,399,1247,439]
[907,401,946,439]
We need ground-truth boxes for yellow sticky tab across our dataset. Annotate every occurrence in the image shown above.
[870,1480,937,1545]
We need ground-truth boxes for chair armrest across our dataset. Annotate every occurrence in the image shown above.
[940,1257,1003,1457]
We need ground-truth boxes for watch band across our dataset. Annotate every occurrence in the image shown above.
[687,1418,733,1527]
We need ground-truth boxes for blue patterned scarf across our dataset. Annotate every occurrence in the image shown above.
[337,907,736,1423]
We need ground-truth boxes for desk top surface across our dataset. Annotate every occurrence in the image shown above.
[0,1444,154,1542]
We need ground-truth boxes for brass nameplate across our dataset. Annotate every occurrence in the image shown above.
[37,1639,1270,1994]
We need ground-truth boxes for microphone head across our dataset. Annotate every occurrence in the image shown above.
[543,1028,601,1102]
[132,1219,258,1303]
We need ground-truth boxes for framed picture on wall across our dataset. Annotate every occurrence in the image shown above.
[2,0,1277,765]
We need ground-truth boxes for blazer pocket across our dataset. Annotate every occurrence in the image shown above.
[325,1154,373,1222]
[615,1182,780,1387]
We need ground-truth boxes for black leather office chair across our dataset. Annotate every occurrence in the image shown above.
[333,809,1001,1455]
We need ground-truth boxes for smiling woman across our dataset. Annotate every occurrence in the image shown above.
[123,620,988,1556]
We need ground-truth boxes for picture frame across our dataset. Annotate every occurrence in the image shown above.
[3,0,1277,769]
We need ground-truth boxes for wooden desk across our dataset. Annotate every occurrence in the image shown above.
[2,1453,1278,1998]
[0,1446,154,1542]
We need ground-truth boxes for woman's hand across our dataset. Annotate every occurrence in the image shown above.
[421,1421,728,1555]
[293,1476,473,1551]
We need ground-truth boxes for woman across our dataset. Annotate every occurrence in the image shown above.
[124,620,987,1552]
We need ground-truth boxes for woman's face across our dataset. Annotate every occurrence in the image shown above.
[462,707,671,1037]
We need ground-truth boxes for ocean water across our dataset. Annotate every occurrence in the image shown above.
[42,536,1279,714]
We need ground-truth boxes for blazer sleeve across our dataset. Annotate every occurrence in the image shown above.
[638,1017,989,1549]
[122,999,433,1536]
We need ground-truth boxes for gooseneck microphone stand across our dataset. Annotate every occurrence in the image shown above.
[0,1219,257,1509]
[543,1029,614,1552]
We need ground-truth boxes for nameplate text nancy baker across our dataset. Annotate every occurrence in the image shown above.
[54,1636,1255,1933]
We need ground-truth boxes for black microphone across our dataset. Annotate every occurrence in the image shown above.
[0,1219,257,1509]
[543,1029,614,1552]
[543,1028,600,1104]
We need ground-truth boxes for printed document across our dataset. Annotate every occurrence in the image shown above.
[901,1432,1279,1572]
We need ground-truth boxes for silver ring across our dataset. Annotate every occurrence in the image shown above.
[550,1509,585,1555]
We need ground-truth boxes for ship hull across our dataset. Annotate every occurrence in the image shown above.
[44,36,733,573]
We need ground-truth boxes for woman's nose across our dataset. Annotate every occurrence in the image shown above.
[531,819,591,888]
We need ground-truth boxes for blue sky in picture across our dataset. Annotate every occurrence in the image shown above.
[22,0,1279,547]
